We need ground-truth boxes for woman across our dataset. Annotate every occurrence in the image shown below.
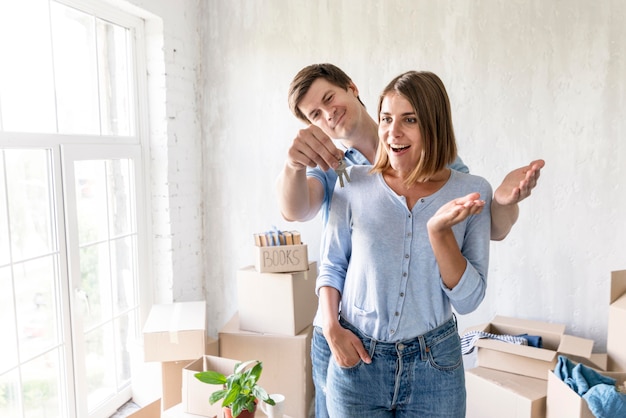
[316,71,492,417]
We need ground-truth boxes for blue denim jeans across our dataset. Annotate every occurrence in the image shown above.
[325,316,465,418]
[312,326,332,418]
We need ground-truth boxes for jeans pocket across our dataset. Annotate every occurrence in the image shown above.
[334,357,363,370]
[427,331,463,371]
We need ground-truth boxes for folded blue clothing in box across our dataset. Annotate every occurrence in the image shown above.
[554,355,626,418]
[516,333,542,348]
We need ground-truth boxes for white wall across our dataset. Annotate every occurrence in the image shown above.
[131,0,626,349]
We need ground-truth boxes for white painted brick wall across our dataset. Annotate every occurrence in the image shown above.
[126,0,206,306]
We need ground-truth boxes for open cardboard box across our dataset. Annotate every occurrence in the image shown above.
[546,367,626,418]
[466,366,547,418]
[608,270,626,371]
[463,315,594,380]
[237,262,317,336]
[181,355,240,417]
[161,337,220,410]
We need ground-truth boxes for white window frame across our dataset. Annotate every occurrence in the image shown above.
[0,0,154,415]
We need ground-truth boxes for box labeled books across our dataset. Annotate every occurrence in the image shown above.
[253,230,308,273]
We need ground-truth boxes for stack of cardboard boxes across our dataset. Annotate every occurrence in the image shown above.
[135,238,318,418]
[465,270,626,418]
[223,239,317,418]
[140,300,219,415]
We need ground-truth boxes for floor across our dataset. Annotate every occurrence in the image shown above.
[109,399,315,418]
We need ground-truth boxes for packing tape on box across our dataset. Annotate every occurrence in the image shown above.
[168,303,181,344]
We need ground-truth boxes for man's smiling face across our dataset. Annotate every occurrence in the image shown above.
[298,78,363,140]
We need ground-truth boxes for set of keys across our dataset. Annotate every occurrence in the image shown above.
[335,158,351,188]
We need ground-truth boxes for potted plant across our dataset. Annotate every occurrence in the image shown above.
[194,359,275,418]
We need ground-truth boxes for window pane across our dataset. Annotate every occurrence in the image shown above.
[115,313,135,388]
[22,352,64,418]
[5,149,55,262]
[0,368,21,417]
[14,256,60,361]
[108,159,134,237]
[111,236,136,315]
[0,266,18,373]
[80,242,112,329]
[97,19,133,136]
[0,0,57,133]
[76,160,109,245]
[0,152,9,265]
[50,2,100,135]
[85,324,115,411]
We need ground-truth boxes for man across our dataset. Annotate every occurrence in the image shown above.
[276,63,544,418]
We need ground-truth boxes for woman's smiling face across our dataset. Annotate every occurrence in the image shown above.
[378,92,423,174]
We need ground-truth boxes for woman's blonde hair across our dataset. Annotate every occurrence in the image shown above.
[371,71,457,186]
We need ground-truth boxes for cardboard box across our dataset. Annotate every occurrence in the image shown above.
[162,360,193,411]
[608,270,626,371]
[254,244,308,273]
[588,353,609,371]
[143,301,207,362]
[466,367,547,418]
[546,368,626,418]
[128,399,161,418]
[219,314,314,418]
[162,402,196,417]
[237,262,317,336]
[181,355,240,417]
[161,337,220,410]
[463,315,594,380]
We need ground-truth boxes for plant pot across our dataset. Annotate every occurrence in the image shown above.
[223,404,257,418]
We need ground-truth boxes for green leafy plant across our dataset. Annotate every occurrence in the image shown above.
[194,360,275,418]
